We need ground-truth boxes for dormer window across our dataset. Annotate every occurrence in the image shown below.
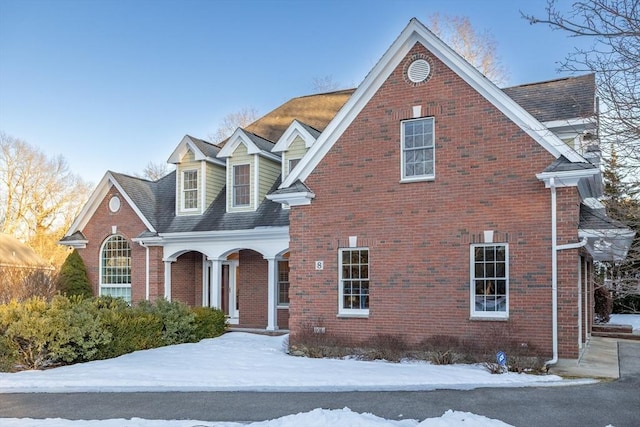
[182,169,199,210]
[233,164,250,207]
[288,158,301,175]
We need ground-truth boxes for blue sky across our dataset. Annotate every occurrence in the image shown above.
[0,0,589,185]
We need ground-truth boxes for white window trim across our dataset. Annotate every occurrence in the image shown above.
[470,243,509,319]
[277,259,290,308]
[338,247,370,317]
[99,235,132,303]
[181,169,199,212]
[400,116,435,182]
[232,163,251,207]
[287,157,302,178]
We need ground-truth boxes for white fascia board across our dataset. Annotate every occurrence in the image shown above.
[159,226,289,244]
[266,191,315,207]
[58,239,88,249]
[131,236,164,246]
[282,18,585,189]
[272,120,317,152]
[543,117,597,133]
[536,168,600,188]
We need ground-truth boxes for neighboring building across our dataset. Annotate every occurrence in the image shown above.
[61,18,634,360]
[1,233,54,303]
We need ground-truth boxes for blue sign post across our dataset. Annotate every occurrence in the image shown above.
[496,351,507,373]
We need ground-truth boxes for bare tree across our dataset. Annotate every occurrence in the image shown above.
[312,75,341,93]
[428,14,509,86]
[208,107,259,144]
[523,0,640,310]
[0,132,91,267]
[522,0,639,184]
[138,161,172,181]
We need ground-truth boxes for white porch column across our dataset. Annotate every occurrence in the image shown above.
[209,258,223,309]
[163,260,173,301]
[265,256,278,331]
[202,254,210,307]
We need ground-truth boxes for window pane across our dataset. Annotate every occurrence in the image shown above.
[472,245,507,314]
[233,165,250,206]
[403,118,434,178]
[340,249,370,311]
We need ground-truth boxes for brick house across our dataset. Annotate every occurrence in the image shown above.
[61,18,633,361]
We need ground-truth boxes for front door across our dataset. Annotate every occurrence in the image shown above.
[222,261,239,324]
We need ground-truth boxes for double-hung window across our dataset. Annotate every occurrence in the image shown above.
[233,164,250,207]
[339,248,369,316]
[182,170,199,210]
[401,117,435,181]
[471,244,508,318]
[100,235,132,303]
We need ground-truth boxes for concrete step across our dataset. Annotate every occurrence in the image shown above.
[593,324,633,334]
[592,330,640,340]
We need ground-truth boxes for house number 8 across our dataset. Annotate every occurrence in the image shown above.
[315,261,324,270]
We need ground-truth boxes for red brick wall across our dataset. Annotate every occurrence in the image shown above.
[78,190,156,304]
[238,249,268,328]
[288,42,582,358]
[170,251,203,307]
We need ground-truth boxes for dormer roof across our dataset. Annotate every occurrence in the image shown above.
[217,128,280,161]
[272,120,321,152]
[168,135,225,166]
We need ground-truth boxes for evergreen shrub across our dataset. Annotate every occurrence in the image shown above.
[192,306,227,341]
[56,249,93,298]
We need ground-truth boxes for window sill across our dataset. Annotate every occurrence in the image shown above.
[400,176,435,183]
[337,312,369,319]
[469,315,509,322]
[277,305,289,309]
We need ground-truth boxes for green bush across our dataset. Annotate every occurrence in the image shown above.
[0,296,228,372]
[192,306,227,341]
[137,299,196,345]
[56,249,93,298]
[0,296,111,369]
[94,308,163,360]
[45,295,111,365]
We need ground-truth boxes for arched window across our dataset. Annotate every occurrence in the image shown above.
[100,235,132,303]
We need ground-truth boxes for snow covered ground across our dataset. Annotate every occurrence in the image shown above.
[2,314,638,427]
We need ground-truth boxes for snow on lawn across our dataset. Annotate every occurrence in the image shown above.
[609,313,640,332]
[1,409,515,427]
[0,332,570,393]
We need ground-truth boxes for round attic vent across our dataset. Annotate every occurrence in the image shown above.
[109,196,121,213]
[407,59,431,83]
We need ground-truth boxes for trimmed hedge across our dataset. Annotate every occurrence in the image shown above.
[0,296,227,372]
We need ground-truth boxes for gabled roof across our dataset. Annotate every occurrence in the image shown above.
[272,120,321,152]
[0,233,52,269]
[63,171,159,240]
[168,135,224,165]
[281,17,586,190]
[503,74,596,123]
[243,89,354,143]
[217,128,280,161]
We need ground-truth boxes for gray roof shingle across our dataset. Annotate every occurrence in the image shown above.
[502,74,596,123]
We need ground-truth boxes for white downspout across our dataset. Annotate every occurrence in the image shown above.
[545,177,588,367]
[546,177,558,367]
